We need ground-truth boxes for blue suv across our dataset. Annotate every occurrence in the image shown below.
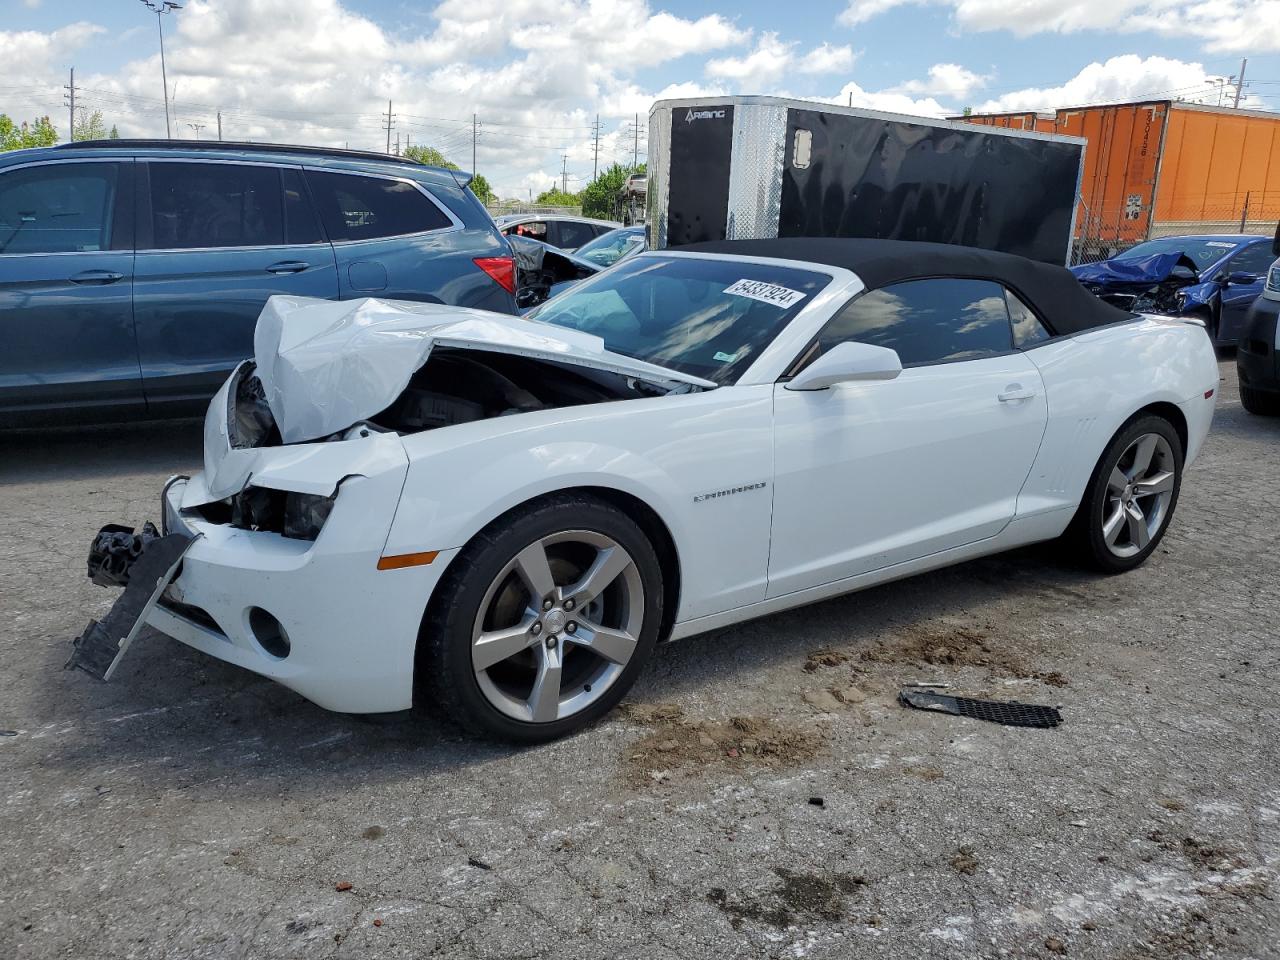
[0,140,516,427]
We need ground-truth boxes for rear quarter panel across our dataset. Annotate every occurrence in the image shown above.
[1016,317,1217,518]
[383,386,775,623]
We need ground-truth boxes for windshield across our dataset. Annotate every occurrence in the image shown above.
[576,228,645,267]
[528,255,830,384]
[1116,237,1240,269]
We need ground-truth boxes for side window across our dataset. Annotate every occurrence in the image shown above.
[1228,244,1276,277]
[306,171,451,242]
[1006,288,1052,348]
[148,162,283,249]
[511,220,548,241]
[0,162,121,255]
[555,220,597,249]
[815,278,1013,367]
[281,168,323,245]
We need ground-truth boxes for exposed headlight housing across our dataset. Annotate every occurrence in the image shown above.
[211,487,337,541]
[283,492,336,541]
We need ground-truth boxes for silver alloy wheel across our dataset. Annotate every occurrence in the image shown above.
[471,530,644,723]
[1102,433,1176,558]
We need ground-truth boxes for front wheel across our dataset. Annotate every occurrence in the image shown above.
[1064,415,1184,573]
[418,494,663,742]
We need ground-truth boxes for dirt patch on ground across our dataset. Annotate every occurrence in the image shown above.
[707,867,869,929]
[949,846,980,875]
[1148,830,1247,872]
[620,705,822,786]
[803,649,850,672]
[859,622,1069,687]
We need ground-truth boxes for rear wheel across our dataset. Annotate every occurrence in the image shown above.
[1240,385,1280,416]
[1064,415,1183,573]
[418,494,662,742]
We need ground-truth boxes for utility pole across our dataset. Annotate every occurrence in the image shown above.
[395,132,401,156]
[633,113,639,168]
[216,110,222,140]
[187,122,205,140]
[561,154,569,195]
[472,113,477,175]
[1233,58,1248,108]
[64,68,75,142]
[139,1,182,138]
[382,99,395,154]
[592,114,600,180]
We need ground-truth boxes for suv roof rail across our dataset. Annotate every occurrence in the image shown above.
[54,139,422,167]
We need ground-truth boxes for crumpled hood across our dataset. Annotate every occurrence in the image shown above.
[1071,252,1199,289]
[253,296,715,443]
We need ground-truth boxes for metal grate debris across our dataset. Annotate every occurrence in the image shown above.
[899,689,1062,729]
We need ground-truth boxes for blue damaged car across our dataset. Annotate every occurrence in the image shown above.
[0,139,517,428]
[1071,234,1275,347]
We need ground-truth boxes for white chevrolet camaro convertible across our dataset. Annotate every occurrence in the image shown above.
[73,238,1218,741]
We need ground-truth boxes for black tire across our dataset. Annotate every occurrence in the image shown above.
[1240,384,1280,416]
[417,493,663,742]
[1063,414,1184,574]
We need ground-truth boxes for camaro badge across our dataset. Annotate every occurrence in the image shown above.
[693,481,768,503]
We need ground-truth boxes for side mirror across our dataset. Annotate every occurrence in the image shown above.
[785,341,903,391]
[1227,271,1259,285]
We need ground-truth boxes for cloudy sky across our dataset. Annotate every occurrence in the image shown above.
[2,0,1277,198]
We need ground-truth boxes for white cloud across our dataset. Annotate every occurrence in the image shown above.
[895,63,989,99]
[706,32,795,85]
[839,0,920,25]
[830,81,951,117]
[974,54,1260,113]
[798,43,857,75]
[838,0,1280,52]
[707,34,855,86]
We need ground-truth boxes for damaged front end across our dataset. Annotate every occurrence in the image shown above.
[69,295,711,700]
[1072,251,1204,315]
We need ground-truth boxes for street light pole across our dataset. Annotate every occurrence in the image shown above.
[139,1,182,139]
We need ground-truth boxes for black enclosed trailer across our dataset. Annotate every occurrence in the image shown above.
[646,96,1085,265]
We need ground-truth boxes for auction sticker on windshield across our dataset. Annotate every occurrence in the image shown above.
[724,279,807,308]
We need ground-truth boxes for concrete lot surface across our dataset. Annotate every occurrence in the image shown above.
[1,360,1277,959]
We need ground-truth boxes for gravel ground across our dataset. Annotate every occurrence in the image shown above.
[1,359,1278,960]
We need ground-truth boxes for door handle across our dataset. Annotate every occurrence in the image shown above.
[69,270,125,285]
[266,260,309,274]
[998,384,1036,402]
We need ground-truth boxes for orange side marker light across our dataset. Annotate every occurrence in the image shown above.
[377,551,439,571]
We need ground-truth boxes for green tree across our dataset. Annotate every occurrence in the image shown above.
[403,144,459,169]
[73,109,107,142]
[535,187,581,206]
[580,162,645,219]
[0,114,58,151]
[468,173,495,204]
[108,124,121,139]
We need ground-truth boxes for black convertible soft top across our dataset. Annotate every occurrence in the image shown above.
[681,238,1134,336]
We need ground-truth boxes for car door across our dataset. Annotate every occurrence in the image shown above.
[1217,242,1275,344]
[0,158,141,423]
[768,278,1049,598]
[133,160,339,412]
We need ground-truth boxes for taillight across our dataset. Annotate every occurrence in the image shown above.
[473,256,516,294]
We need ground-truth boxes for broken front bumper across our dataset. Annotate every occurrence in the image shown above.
[73,474,458,714]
